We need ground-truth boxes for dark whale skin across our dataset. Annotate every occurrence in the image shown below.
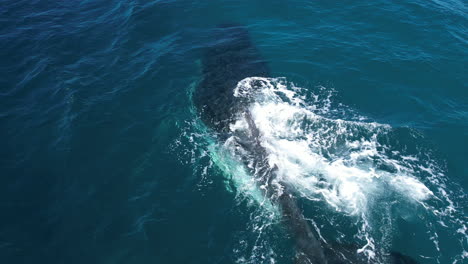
[193,24,269,134]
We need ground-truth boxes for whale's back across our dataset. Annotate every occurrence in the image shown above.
[193,24,269,133]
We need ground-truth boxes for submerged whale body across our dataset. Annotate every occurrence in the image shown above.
[194,24,325,263]
[193,24,418,264]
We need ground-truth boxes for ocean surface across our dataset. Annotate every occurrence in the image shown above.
[1,0,467,263]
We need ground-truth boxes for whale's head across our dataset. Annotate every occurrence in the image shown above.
[193,24,269,133]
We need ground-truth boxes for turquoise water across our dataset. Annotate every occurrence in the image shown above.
[1,0,467,263]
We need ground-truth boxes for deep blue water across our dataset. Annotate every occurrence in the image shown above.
[1,0,467,263]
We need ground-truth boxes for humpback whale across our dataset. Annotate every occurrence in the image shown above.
[193,24,418,264]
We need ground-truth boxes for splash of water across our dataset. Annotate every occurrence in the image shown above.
[176,77,467,263]
[234,77,434,216]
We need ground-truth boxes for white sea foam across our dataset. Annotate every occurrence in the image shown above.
[179,77,466,263]
[232,77,465,262]
[234,77,433,216]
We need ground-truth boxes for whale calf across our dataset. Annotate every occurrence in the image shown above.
[193,24,418,264]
